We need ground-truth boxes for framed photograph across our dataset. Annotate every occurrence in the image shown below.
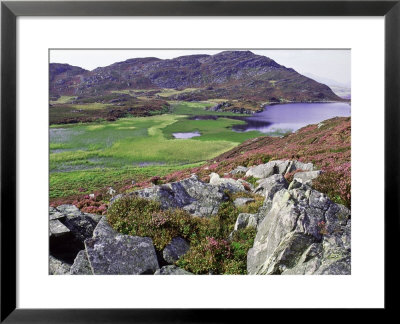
[1,0,399,321]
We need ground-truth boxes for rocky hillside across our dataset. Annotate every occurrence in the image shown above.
[50,51,342,103]
[49,159,350,275]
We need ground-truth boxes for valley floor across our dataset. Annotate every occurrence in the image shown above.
[50,101,264,203]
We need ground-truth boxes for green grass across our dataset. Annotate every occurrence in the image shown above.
[50,163,202,199]
[49,101,266,200]
[50,114,244,172]
[158,88,199,98]
[50,96,76,104]
[163,116,263,143]
[169,101,242,116]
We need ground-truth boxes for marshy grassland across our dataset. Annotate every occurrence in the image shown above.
[50,101,265,202]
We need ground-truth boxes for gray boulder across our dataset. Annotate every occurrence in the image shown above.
[229,166,249,175]
[49,256,71,275]
[293,170,322,185]
[209,172,245,192]
[70,250,92,275]
[245,161,278,179]
[285,160,314,174]
[49,219,70,237]
[55,204,82,217]
[246,160,316,180]
[49,207,65,220]
[253,174,288,199]
[162,237,190,264]
[154,265,193,275]
[122,174,230,217]
[84,217,159,275]
[247,183,351,275]
[233,197,255,208]
[234,213,258,231]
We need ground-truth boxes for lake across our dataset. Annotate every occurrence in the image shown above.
[231,102,351,134]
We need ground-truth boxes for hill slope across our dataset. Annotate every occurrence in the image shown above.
[50,51,342,103]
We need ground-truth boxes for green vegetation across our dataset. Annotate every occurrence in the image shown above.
[107,194,258,274]
[170,101,239,116]
[163,116,262,143]
[50,95,76,104]
[50,163,201,199]
[158,88,199,98]
[49,101,267,201]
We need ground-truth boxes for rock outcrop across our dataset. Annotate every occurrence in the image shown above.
[49,160,350,275]
[246,160,314,179]
[162,237,190,264]
[154,265,193,275]
[247,180,351,275]
[112,174,245,217]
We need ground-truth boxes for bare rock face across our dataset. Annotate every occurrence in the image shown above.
[247,181,351,275]
[234,213,259,231]
[246,160,316,179]
[162,237,190,264]
[209,172,245,193]
[233,197,255,208]
[49,256,71,275]
[253,174,288,199]
[49,204,102,264]
[70,250,92,275]
[293,170,322,185]
[84,217,159,275]
[154,265,193,275]
[49,219,70,237]
[114,174,237,217]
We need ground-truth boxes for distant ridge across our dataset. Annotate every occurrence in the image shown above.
[50,50,343,102]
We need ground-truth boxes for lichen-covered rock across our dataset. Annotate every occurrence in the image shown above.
[293,170,322,185]
[49,256,71,275]
[49,219,70,237]
[286,160,314,174]
[246,160,315,180]
[247,182,350,275]
[154,265,193,275]
[253,174,288,198]
[234,213,258,231]
[122,174,230,217]
[209,172,245,192]
[229,166,249,175]
[245,161,278,179]
[85,217,159,275]
[162,237,190,264]
[70,250,92,275]
[233,197,255,208]
[49,207,65,220]
[55,204,82,217]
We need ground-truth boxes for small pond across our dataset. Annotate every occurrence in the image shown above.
[172,131,201,139]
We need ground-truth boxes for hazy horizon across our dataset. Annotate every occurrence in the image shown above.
[50,49,351,87]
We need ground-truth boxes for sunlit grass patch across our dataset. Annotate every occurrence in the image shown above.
[50,96,76,104]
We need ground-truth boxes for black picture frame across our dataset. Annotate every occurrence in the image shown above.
[1,0,399,322]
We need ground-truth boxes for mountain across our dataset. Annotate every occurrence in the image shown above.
[303,72,351,99]
[50,51,343,103]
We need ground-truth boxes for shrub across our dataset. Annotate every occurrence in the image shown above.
[108,195,258,274]
[107,196,206,250]
[177,237,231,274]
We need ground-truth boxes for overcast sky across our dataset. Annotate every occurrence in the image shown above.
[50,49,351,86]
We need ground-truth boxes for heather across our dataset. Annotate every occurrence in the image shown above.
[107,193,259,274]
[126,117,351,208]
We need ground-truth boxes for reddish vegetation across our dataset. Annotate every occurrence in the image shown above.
[137,116,351,207]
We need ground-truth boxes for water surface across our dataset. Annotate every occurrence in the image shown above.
[232,102,351,134]
[173,131,201,139]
